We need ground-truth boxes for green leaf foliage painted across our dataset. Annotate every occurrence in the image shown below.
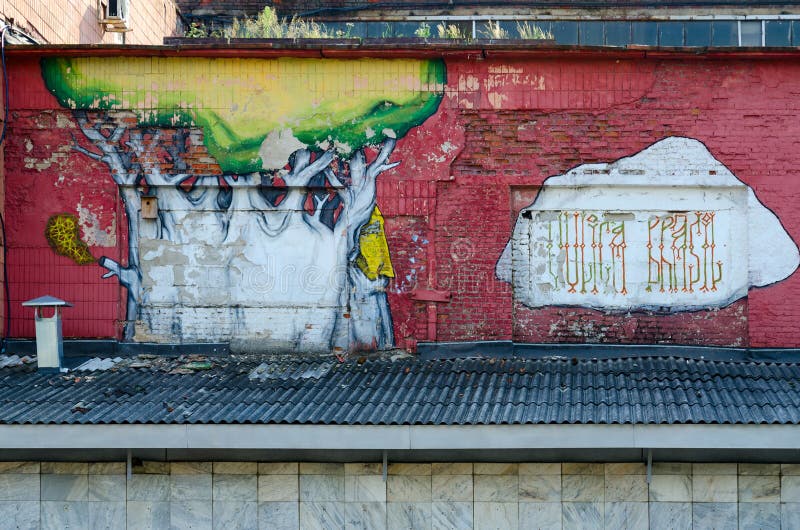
[41,56,445,172]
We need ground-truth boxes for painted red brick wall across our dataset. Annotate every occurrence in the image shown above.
[4,52,800,348]
[436,58,800,348]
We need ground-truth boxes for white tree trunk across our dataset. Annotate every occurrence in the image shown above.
[73,111,395,351]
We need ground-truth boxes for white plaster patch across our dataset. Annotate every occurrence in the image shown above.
[425,141,460,164]
[76,201,116,247]
[142,245,167,261]
[487,92,508,109]
[23,143,72,171]
[333,139,352,154]
[259,129,308,170]
[457,74,480,92]
[55,113,75,129]
[496,137,800,311]
[440,141,457,154]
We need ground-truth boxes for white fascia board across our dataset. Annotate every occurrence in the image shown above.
[183,425,411,450]
[409,424,636,449]
[632,424,800,450]
[0,424,798,450]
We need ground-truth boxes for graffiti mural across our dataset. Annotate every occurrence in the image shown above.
[45,214,96,265]
[41,57,445,350]
[496,137,800,311]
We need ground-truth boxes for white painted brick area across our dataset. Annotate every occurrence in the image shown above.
[0,461,796,528]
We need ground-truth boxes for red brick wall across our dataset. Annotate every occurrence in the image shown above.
[177,1,268,16]
[436,58,800,348]
[4,52,800,348]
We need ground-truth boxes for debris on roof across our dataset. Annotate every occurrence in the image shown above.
[73,357,122,371]
[0,354,35,368]
[1,354,799,426]
[249,360,333,381]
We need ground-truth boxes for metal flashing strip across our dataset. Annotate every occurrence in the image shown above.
[401,14,800,21]
[1,424,799,450]
[4,339,230,358]
[417,341,800,362]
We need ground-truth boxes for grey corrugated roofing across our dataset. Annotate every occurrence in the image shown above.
[1,355,799,426]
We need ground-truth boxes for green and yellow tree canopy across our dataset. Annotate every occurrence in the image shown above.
[42,56,445,173]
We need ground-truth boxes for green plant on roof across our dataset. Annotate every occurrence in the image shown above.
[183,21,224,39]
[414,23,432,38]
[516,22,554,40]
[482,21,509,40]
[437,22,468,40]
[224,7,335,39]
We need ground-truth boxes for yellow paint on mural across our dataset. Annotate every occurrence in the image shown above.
[356,206,395,280]
[45,214,95,265]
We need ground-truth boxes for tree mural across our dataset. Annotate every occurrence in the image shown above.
[41,57,445,350]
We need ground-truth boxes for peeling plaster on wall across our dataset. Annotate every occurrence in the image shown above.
[23,143,72,171]
[497,137,800,312]
[76,200,116,247]
[487,92,509,110]
[424,141,459,164]
[55,112,75,129]
[392,233,429,295]
[259,129,307,170]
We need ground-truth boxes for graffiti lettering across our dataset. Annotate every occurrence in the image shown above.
[646,212,723,294]
[496,137,800,312]
[542,211,627,296]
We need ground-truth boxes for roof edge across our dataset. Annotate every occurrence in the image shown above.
[7,41,800,60]
[1,424,799,450]
[418,341,800,362]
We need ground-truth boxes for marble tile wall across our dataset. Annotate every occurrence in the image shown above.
[0,460,797,528]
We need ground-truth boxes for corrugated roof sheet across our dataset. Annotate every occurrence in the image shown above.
[0,355,798,425]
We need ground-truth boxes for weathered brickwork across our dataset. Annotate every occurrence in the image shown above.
[2,0,177,44]
[440,59,800,348]
[0,460,797,529]
[4,52,800,348]
[177,0,267,16]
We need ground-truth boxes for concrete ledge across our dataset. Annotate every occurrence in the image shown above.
[1,424,799,451]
